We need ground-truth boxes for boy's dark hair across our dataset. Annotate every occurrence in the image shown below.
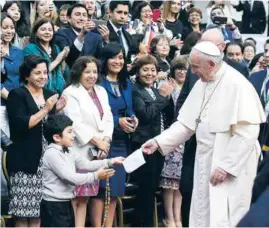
[44,114,73,144]
[109,0,131,12]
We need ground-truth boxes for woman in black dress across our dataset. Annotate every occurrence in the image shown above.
[131,55,174,227]
[6,55,66,227]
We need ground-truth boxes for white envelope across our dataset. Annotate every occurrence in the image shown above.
[123,149,146,173]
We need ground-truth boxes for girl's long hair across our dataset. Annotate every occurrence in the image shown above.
[2,1,30,37]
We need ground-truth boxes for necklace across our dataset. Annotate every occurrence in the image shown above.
[106,75,118,82]
[25,85,43,99]
[101,178,111,227]
[195,74,225,130]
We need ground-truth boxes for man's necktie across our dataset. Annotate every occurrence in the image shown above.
[221,27,229,41]
[117,30,124,47]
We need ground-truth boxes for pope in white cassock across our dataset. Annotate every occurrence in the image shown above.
[142,41,266,227]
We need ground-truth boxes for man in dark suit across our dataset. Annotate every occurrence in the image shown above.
[176,28,250,227]
[250,39,269,108]
[237,184,269,227]
[106,0,137,63]
[54,3,104,67]
[233,0,266,34]
[249,40,268,146]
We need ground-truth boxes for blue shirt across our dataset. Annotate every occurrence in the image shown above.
[1,46,24,106]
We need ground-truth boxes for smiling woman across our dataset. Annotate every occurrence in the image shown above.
[30,0,58,29]
[6,55,66,227]
[23,18,69,94]
[2,1,30,49]
[89,42,138,227]
[131,55,174,227]
[62,56,114,228]
[0,14,24,168]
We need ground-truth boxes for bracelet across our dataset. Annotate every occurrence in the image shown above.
[107,159,113,168]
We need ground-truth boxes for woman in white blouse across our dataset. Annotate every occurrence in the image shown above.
[62,56,113,227]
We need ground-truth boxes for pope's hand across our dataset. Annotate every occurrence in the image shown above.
[110,157,125,165]
[210,167,229,186]
[142,139,159,155]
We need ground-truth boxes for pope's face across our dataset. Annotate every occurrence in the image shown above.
[189,51,216,82]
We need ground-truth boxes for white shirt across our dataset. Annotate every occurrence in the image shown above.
[109,20,129,57]
[72,28,84,52]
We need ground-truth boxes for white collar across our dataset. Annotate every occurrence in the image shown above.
[47,143,64,152]
[109,20,122,33]
[72,27,80,36]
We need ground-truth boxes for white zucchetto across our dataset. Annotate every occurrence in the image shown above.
[193,41,221,57]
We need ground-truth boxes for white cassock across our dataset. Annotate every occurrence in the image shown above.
[155,62,265,227]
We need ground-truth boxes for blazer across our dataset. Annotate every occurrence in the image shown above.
[6,87,55,174]
[250,69,267,107]
[62,84,113,160]
[54,27,103,67]
[233,0,266,34]
[1,46,24,106]
[131,82,173,145]
[101,78,135,130]
[175,56,250,115]
[107,21,137,63]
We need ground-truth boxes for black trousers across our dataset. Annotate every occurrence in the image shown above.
[180,135,197,227]
[131,142,165,227]
[40,199,75,227]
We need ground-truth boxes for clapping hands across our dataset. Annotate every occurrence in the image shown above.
[159,79,175,97]
[55,95,67,112]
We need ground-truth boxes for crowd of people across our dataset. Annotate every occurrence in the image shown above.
[0,0,269,227]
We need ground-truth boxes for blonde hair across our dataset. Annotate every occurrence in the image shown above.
[30,1,58,28]
[162,1,179,23]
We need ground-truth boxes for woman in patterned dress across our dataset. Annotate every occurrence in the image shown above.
[159,55,189,227]
[6,55,66,227]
